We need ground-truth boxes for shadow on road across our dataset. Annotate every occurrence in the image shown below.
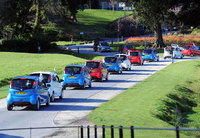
[40,104,97,111]
[0,133,23,138]
[104,80,141,83]
[143,64,167,66]
[55,98,108,103]
[133,69,157,72]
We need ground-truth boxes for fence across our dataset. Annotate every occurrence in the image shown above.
[0,125,200,138]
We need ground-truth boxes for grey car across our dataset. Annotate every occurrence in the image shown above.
[98,42,111,52]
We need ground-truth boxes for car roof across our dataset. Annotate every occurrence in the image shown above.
[128,50,140,52]
[115,54,127,56]
[65,65,85,68]
[86,60,102,63]
[30,72,52,75]
[13,76,39,80]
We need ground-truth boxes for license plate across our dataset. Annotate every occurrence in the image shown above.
[17,92,27,95]
[146,55,149,56]
[108,64,113,66]
[132,57,136,59]
[69,76,77,78]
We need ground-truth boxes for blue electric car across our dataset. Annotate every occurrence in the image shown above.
[104,56,123,74]
[142,49,159,62]
[62,65,92,89]
[7,76,50,111]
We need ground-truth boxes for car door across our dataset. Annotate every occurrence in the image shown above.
[38,81,48,104]
[53,75,61,97]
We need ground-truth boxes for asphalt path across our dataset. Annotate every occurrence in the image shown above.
[0,44,199,138]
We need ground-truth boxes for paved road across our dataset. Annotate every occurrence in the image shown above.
[0,44,198,138]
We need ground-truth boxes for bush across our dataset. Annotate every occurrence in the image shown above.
[0,34,56,53]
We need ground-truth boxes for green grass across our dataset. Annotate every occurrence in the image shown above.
[0,52,103,98]
[88,59,200,137]
[64,9,132,38]
[53,41,86,46]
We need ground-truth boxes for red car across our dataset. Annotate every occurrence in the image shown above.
[85,60,108,81]
[182,44,200,56]
[119,45,136,53]
[127,50,144,65]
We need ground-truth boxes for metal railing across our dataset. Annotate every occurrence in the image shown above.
[0,125,199,138]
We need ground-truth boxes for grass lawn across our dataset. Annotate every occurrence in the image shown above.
[53,41,87,46]
[0,52,103,98]
[88,59,200,137]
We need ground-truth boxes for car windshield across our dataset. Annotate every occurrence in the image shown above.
[30,74,50,83]
[105,57,117,63]
[130,52,139,56]
[101,42,109,46]
[183,46,190,50]
[117,55,126,61]
[65,67,82,74]
[126,45,135,49]
[86,62,100,69]
[11,79,35,90]
[144,49,152,54]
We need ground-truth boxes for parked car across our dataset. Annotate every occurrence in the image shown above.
[127,50,144,65]
[7,75,50,111]
[103,56,123,74]
[182,44,200,57]
[142,49,159,62]
[164,45,183,59]
[115,54,131,70]
[98,42,111,52]
[62,65,92,89]
[119,45,136,53]
[85,60,108,82]
[30,70,63,102]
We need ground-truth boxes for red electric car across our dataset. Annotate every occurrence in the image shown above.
[182,44,200,56]
[85,60,108,82]
[127,50,144,65]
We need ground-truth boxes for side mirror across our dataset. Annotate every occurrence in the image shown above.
[46,84,51,87]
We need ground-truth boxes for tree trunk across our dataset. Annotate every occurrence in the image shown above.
[71,12,78,22]
[33,0,41,33]
[153,22,165,48]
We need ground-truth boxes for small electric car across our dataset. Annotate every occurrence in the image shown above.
[85,60,108,82]
[127,50,144,65]
[62,65,92,89]
[7,75,50,111]
[115,54,131,70]
[30,70,63,102]
[103,56,123,74]
[142,49,159,62]
[164,45,183,59]
[182,44,200,57]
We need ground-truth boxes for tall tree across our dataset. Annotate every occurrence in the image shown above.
[110,0,117,12]
[60,0,88,22]
[0,0,33,39]
[132,0,175,48]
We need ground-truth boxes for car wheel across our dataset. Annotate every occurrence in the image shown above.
[59,89,63,99]
[50,92,55,102]
[34,99,40,110]
[120,68,123,74]
[157,57,159,62]
[7,104,13,111]
[81,82,86,89]
[89,81,92,88]
[181,55,183,59]
[191,53,194,57]
[46,94,50,106]
[164,57,166,60]
[174,55,176,59]
[100,75,103,82]
[106,74,108,81]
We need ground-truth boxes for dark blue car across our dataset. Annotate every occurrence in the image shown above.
[7,75,50,111]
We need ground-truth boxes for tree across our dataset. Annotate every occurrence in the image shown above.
[110,0,117,12]
[176,0,200,28]
[0,0,33,39]
[132,0,175,48]
[60,0,88,22]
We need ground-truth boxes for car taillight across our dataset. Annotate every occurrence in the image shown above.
[48,75,51,80]
[10,80,13,87]
[81,68,83,71]
[64,68,66,71]
[33,80,36,88]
